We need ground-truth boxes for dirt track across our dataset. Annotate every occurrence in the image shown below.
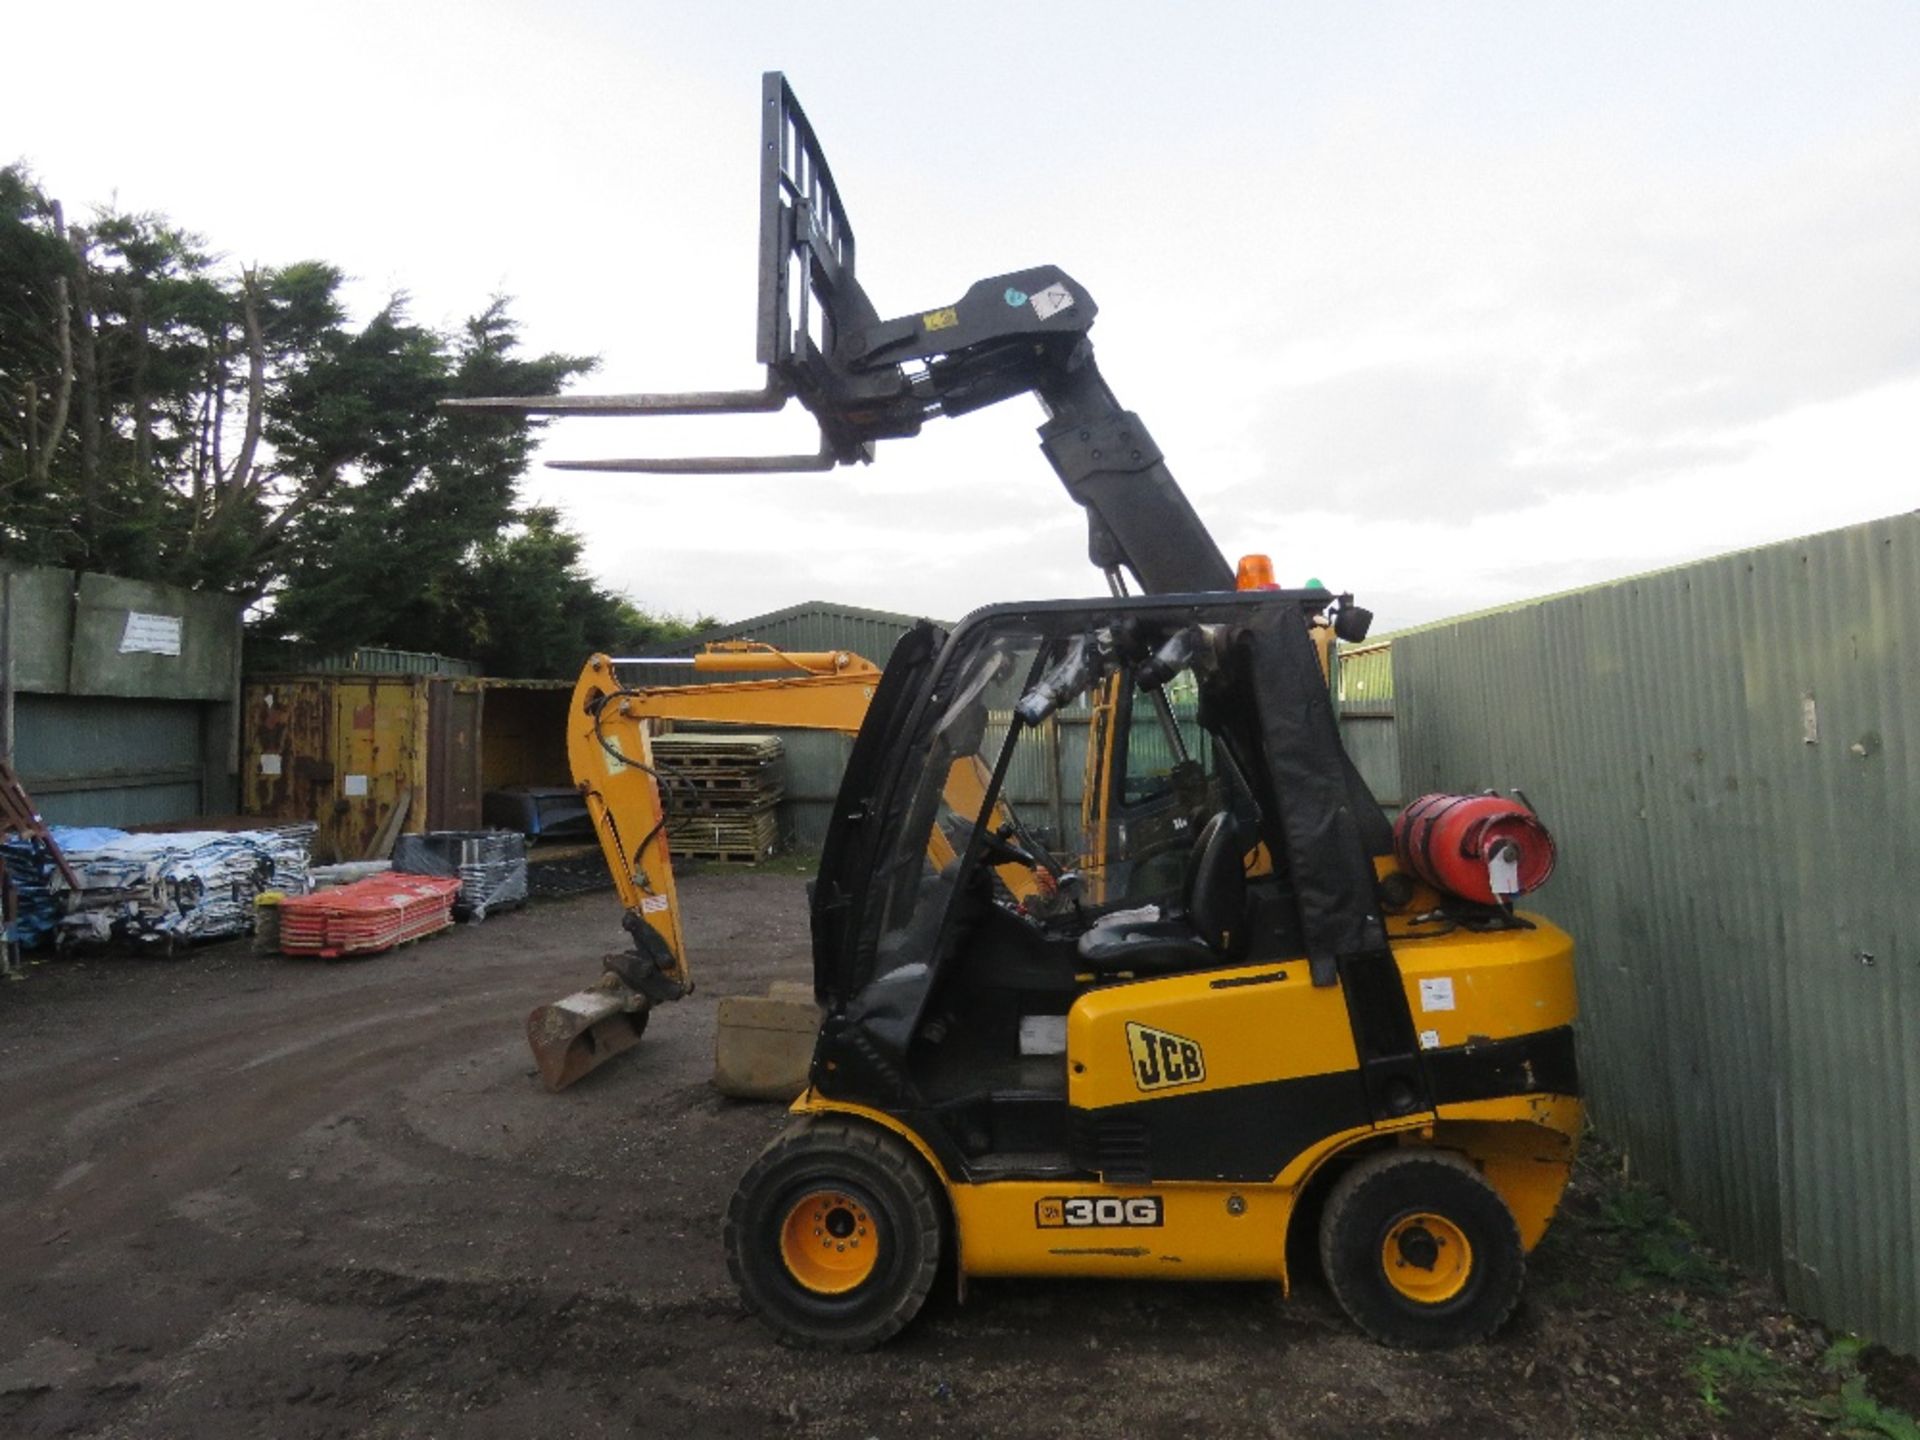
[0,873,1905,1438]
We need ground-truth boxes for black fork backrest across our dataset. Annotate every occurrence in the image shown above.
[1186,811,1249,956]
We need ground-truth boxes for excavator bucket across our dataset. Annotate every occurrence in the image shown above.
[525,973,650,1092]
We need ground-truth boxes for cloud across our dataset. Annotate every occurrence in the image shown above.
[1221,107,1920,527]
[1228,374,1920,629]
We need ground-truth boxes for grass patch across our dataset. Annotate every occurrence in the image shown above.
[1810,1335,1920,1440]
[1818,1378,1920,1440]
[1825,1335,1874,1375]
[1690,1335,1788,1415]
[1583,1173,1728,1293]
[754,846,820,876]
[692,846,820,877]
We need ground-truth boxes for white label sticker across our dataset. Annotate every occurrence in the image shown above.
[343,774,369,797]
[1018,1014,1067,1056]
[1419,977,1456,1012]
[1419,1029,1441,1051]
[639,894,670,914]
[1029,282,1075,320]
[258,754,283,776]
[119,611,183,655]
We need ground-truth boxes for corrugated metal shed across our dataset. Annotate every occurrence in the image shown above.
[1336,639,1395,708]
[1335,639,1402,815]
[1392,511,1918,1354]
[2,566,243,826]
[244,642,481,677]
[624,601,946,846]
[620,600,939,688]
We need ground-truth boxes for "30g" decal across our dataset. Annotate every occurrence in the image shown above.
[1034,1196,1164,1228]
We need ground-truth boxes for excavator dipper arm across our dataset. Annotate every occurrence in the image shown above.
[524,654,689,1091]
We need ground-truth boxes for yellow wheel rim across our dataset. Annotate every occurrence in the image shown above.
[1381,1211,1473,1303]
[778,1190,878,1295]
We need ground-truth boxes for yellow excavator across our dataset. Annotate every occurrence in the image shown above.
[456,74,1580,1353]
[529,640,1065,1091]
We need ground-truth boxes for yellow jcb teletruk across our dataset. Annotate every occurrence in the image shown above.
[452,74,1580,1352]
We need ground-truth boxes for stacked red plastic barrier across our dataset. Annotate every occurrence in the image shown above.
[280,873,461,958]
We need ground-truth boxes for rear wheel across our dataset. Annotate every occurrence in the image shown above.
[725,1118,943,1350]
[1318,1148,1523,1349]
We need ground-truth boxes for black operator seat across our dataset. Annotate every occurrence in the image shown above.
[1075,812,1250,977]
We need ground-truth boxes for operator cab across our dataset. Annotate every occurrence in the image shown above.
[808,588,1393,1179]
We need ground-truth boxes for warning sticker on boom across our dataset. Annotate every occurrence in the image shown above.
[1029,283,1075,320]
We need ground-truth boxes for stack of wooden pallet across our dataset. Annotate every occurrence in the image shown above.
[652,732,785,863]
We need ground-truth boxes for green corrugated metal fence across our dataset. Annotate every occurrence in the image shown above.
[1391,511,1918,1355]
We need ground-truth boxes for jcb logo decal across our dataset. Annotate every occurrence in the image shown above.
[1125,1021,1205,1092]
[1036,1196,1164,1228]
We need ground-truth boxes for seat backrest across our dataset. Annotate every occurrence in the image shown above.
[1185,811,1248,955]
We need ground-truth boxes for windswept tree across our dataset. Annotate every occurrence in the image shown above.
[0,165,699,674]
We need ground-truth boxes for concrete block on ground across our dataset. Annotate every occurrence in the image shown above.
[714,992,820,1101]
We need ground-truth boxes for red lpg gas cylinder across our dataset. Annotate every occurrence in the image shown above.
[1392,793,1557,907]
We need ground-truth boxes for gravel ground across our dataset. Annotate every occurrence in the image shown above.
[1,870,1913,1439]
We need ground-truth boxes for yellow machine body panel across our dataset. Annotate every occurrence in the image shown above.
[795,1089,1578,1284]
[1388,914,1578,1049]
[950,1180,1290,1280]
[1066,964,1359,1111]
[1431,1094,1583,1250]
[795,915,1582,1286]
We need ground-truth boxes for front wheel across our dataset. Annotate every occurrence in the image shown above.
[724,1118,943,1350]
[1318,1148,1524,1349]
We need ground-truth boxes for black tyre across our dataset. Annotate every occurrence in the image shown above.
[724,1117,943,1350]
[1318,1148,1524,1350]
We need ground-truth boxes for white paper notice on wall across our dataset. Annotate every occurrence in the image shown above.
[343,774,370,797]
[1419,977,1456,1012]
[258,754,283,776]
[119,611,183,655]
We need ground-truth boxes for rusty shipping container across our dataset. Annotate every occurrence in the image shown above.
[244,674,574,862]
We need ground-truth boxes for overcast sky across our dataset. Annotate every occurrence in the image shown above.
[7,2,1917,631]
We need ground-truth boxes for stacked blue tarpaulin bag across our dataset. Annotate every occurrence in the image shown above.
[4,824,315,952]
[2,826,123,950]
